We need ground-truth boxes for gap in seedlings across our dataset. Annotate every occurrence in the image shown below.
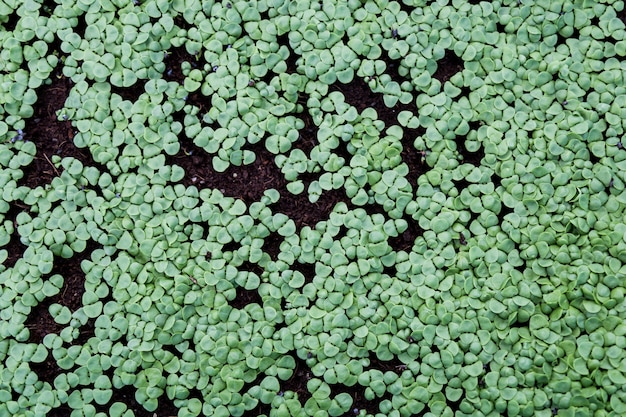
[618,7,626,27]
[387,213,424,253]
[276,33,300,74]
[508,313,529,329]
[444,386,465,413]
[185,388,204,404]
[71,317,96,347]
[496,201,514,225]
[221,240,240,254]
[432,49,464,85]
[332,127,354,165]
[291,101,319,158]
[148,388,180,417]
[43,404,75,417]
[378,48,416,113]
[513,259,527,274]
[490,173,502,189]
[90,366,125,415]
[281,351,313,404]
[453,132,485,166]
[346,200,387,218]
[269,186,350,231]
[329,66,416,132]
[495,20,506,34]
[24,298,64,346]
[161,342,180,356]
[457,84,472,100]
[262,231,282,261]
[230,285,264,310]
[365,352,407,373]
[163,45,198,83]
[109,79,147,104]
[166,127,277,205]
[114,384,177,417]
[329,377,393,417]
[400,128,429,185]
[2,203,29,268]
[257,30,297,86]
[29,344,66,386]
[465,209,480,231]
[555,26,581,48]
[452,177,471,193]
[259,67,277,86]
[241,399,271,417]
[382,264,396,278]
[397,0,416,16]
[335,224,349,242]
[239,260,265,278]
[587,145,600,164]
[73,13,88,39]
[222,137,284,204]
[240,372,272,417]
[240,371,265,396]
[24,239,100,344]
[173,15,192,32]
[290,260,316,286]
[17,75,75,188]
[328,75,374,114]
[168,108,207,185]
[1,10,19,31]
[341,31,350,48]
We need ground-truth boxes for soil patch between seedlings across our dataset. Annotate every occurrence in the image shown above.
[2,203,29,268]
[19,73,73,189]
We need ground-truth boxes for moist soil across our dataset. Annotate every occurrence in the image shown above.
[5,43,474,417]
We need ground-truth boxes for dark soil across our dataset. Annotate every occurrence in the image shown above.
[4,34,465,417]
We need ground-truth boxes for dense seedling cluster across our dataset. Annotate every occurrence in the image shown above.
[2,0,626,417]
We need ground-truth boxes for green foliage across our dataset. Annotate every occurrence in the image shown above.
[1,1,626,417]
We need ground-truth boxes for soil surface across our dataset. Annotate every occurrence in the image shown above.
[5,38,469,417]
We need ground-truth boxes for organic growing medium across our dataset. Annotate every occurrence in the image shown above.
[2,1,626,417]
